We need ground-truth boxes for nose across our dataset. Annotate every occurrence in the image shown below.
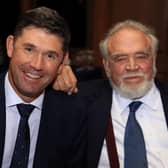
[126,55,139,71]
[30,54,43,70]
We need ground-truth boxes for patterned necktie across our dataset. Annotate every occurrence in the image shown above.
[10,103,35,168]
[124,101,148,168]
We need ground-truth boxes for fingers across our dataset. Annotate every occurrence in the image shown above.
[52,65,78,94]
[67,85,78,95]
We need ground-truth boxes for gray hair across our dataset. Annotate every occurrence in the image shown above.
[99,20,159,59]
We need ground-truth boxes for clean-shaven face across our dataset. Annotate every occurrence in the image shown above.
[7,27,67,102]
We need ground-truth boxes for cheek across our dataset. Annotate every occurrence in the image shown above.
[110,63,125,76]
[141,61,154,79]
[10,56,21,70]
[45,62,61,76]
[10,51,28,65]
[109,64,125,84]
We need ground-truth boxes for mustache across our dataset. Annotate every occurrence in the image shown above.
[122,72,144,79]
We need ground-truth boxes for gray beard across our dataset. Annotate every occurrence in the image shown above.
[109,78,154,99]
[107,62,157,99]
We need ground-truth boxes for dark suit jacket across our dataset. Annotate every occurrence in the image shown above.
[78,79,168,168]
[0,72,87,168]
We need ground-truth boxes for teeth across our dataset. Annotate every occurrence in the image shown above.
[26,73,41,79]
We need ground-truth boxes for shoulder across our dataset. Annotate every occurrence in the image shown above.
[44,86,87,118]
[77,79,112,105]
[155,79,168,93]
[78,79,111,95]
[0,71,6,79]
[78,78,112,95]
[155,79,168,105]
[0,71,6,87]
[45,86,85,104]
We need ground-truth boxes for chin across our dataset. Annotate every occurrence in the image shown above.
[110,78,153,99]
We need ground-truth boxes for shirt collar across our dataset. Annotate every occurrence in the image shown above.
[5,72,44,110]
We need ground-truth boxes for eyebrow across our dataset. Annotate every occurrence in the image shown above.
[110,49,151,56]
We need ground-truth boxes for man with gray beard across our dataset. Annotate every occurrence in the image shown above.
[87,20,168,168]
[54,20,168,168]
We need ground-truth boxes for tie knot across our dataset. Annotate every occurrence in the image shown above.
[129,101,142,113]
[17,103,35,119]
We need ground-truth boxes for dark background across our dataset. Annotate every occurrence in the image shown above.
[0,1,20,43]
[35,0,87,48]
[1,0,168,81]
[0,0,87,49]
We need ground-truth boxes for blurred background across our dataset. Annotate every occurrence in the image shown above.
[0,0,168,81]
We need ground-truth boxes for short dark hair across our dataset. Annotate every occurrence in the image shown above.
[13,6,71,53]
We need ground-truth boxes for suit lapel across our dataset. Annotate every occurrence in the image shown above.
[33,89,64,168]
[0,72,7,166]
[32,90,52,168]
[88,81,113,167]
[156,81,168,128]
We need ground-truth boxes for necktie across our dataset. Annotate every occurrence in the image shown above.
[124,101,148,168]
[10,103,35,168]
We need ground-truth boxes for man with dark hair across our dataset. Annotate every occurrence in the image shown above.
[0,6,87,168]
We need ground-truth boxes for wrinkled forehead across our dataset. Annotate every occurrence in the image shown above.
[107,28,152,54]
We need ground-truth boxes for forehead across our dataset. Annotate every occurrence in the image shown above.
[15,27,64,52]
[107,28,151,53]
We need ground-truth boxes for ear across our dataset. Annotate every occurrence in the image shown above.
[102,58,111,78]
[6,35,14,58]
[57,52,69,74]
[62,52,69,65]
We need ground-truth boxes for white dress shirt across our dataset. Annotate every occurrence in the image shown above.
[2,73,44,168]
[98,83,168,168]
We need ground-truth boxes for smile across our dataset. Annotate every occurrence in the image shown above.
[25,72,41,79]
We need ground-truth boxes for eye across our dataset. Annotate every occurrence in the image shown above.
[135,52,150,59]
[111,54,128,62]
[46,52,58,60]
[24,47,34,54]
